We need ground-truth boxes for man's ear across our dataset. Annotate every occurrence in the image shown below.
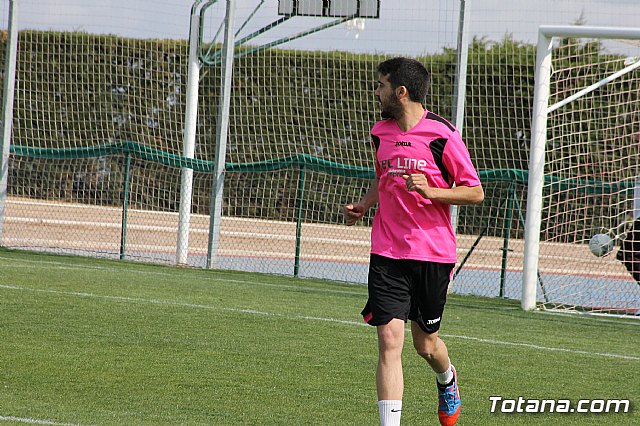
[396,85,409,100]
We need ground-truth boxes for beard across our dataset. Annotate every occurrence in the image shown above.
[379,94,402,120]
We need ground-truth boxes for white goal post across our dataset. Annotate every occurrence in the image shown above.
[523,25,640,312]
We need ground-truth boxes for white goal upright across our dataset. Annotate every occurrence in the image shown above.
[523,25,640,315]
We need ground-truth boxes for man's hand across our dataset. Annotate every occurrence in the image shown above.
[343,203,367,226]
[402,174,431,199]
[402,174,485,205]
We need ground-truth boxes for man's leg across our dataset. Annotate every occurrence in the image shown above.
[412,323,460,426]
[376,318,405,426]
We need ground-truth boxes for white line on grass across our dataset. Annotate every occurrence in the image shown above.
[1,284,638,361]
[0,415,89,426]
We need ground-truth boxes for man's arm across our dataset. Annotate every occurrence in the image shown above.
[343,178,379,225]
[403,174,484,205]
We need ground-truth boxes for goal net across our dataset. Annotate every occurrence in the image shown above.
[0,0,460,277]
[524,26,640,316]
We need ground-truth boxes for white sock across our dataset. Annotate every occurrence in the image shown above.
[378,400,402,426]
[436,361,454,385]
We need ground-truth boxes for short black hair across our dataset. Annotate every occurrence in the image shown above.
[377,57,430,103]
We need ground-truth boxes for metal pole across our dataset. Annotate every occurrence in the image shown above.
[451,0,470,132]
[206,0,236,269]
[513,192,549,303]
[540,24,640,40]
[522,30,552,311]
[548,58,640,114]
[119,153,132,260]
[450,0,470,235]
[499,183,515,298]
[0,0,19,243]
[176,1,205,265]
[294,166,306,277]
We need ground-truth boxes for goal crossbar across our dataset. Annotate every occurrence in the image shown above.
[539,25,640,40]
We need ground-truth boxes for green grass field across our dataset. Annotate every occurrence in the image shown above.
[0,248,638,425]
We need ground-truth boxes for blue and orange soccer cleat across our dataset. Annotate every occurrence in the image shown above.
[437,365,461,426]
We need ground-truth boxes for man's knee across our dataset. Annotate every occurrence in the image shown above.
[377,320,405,355]
[413,332,440,360]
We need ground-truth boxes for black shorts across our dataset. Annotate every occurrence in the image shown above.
[361,254,454,333]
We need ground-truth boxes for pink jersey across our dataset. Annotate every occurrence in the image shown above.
[370,110,481,263]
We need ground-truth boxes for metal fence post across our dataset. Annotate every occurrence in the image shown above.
[0,0,19,242]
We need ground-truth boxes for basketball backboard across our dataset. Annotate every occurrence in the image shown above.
[278,0,380,18]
